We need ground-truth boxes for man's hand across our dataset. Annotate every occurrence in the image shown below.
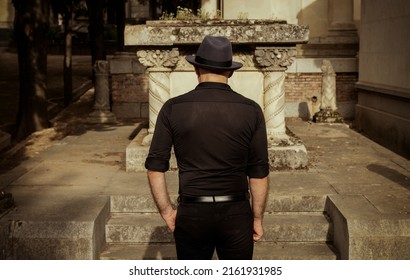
[253,217,264,241]
[249,176,269,242]
[161,207,177,232]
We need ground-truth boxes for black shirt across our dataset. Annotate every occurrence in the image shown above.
[145,82,269,196]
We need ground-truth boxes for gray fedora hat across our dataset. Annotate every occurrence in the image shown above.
[185,36,243,72]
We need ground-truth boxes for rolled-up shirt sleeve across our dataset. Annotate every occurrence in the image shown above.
[145,101,173,172]
[246,106,269,178]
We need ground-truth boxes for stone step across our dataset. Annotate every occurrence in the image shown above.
[105,212,332,243]
[110,194,327,213]
[99,242,337,260]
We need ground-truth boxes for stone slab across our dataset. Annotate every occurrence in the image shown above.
[325,194,410,259]
[253,242,337,260]
[266,195,328,212]
[100,243,177,260]
[268,172,336,195]
[110,193,328,213]
[268,144,308,169]
[106,213,174,243]
[0,195,110,259]
[106,212,330,243]
[10,162,121,188]
[262,213,331,242]
[125,20,309,46]
[100,242,337,260]
[127,129,308,171]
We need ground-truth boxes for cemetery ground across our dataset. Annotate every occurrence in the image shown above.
[0,46,409,259]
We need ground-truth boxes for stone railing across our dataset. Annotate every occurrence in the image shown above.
[124,20,310,169]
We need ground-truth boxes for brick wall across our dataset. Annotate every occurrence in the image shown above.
[110,73,149,119]
[285,73,358,103]
[285,73,322,103]
[109,71,357,119]
[111,73,148,103]
[336,74,358,102]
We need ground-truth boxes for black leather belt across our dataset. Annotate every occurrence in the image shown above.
[179,193,249,203]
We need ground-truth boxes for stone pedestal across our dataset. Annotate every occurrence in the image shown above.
[88,61,117,124]
[313,59,344,124]
[124,20,310,170]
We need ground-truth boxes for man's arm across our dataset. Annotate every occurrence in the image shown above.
[147,170,177,232]
[249,176,269,241]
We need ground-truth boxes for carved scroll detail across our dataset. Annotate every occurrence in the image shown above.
[137,48,179,69]
[255,47,296,71]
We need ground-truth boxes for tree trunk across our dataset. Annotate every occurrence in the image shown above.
[86,0,106,71]
[150,0,156,19]
[13,0,50,141]
[63,2,73,106]
[115,0,125,51]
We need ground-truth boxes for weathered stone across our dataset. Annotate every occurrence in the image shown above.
[106,213,174,243]
[268,140,308,170]
[325,195,410,259]
[125,20,309,46]
[100,242,337,260]
[106,212,331,243]
[314,108,344,123]
[0,196,110,259]
[123,20,310,166]
[110,193,326,213]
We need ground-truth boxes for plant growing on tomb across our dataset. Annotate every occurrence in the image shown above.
[159,6,222,20]
[237,12,249,20]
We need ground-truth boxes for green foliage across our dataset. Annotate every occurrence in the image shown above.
[159,6,222,21]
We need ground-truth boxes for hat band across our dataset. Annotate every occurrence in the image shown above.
[195,56,232,68]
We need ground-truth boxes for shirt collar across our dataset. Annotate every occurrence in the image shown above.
[195,82,232,91]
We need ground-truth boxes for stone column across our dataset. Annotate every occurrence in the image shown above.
[328,0,356,32]
[88,60,117,124]
[255,47,296,145]
[137,48,179,145]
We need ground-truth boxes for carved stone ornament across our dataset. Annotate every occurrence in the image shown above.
[137,48,179,69]
[125,20,309,46]
[255,48,296,71]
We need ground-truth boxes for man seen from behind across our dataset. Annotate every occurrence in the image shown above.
[145,35,269,260]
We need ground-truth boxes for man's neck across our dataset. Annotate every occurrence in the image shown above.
[198,72,228,84]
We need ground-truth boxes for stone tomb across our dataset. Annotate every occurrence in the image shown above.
[123,20,310,171]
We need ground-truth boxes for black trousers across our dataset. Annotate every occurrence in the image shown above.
[173,200,254,260]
